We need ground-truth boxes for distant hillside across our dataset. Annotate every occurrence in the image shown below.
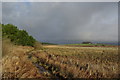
[41,42,57,45]
[2,24,36,46]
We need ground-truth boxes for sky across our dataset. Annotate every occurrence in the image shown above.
[2,0,120,2]
[0,2,1,24]
[2,2,118,44]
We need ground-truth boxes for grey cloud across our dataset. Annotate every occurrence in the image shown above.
[0,2,1,23]
[2,2,118,43]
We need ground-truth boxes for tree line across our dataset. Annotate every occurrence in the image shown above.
[2,24,36,46]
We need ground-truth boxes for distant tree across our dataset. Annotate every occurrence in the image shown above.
[82,42,92,44]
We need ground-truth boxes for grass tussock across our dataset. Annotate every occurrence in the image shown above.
[2,38,14,57]
[34,41,43,50]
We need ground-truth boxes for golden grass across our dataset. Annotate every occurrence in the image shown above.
[2,38,14,57]
[2,38,47,78]
[2,38,119,79]
[30,45,119,78]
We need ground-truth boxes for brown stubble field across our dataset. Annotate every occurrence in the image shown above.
[1,39,119,79]
[29,45,119,78]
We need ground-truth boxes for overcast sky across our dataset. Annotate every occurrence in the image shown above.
[2,2,118,43]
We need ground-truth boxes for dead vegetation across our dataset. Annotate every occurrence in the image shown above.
[2,39,48,79]
[2,38,14,57]
[29,46,119,78]
[1,38,119,79]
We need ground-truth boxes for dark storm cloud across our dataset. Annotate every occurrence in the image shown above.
[2,2,118,42]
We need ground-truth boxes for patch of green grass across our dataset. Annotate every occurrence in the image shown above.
[41,42,57,45]
[65,43,112,46]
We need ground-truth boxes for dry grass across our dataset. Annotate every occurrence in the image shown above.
[2,39,119,79]
[34,41,43,50]
[30,45,119,78]
[2,39,49,78]
[2,38,14,57]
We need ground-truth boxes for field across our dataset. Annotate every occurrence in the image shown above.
[2,41,119,79]
[1,38,119,79]
[64,43,117,47]
[28,45,119,78]
[2,39,51,79]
